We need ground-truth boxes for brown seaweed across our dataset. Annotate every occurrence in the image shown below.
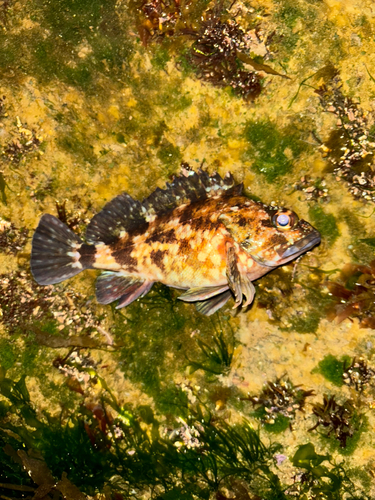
[326,260,375,329]
[243,375,314,426]
[309,395,359,448]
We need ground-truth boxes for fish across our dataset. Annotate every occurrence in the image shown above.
[30,168,321,316]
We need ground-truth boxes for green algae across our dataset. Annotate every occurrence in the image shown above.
[0,374,288,499]
[0,338,16,370]
[187,319,235,377]
[308,205,340,246]
[315,354,352,387]
[263,414,290,433]
[151,47,171,70]
[157,140,182,169]
[244,120,308,183]
[291,442,371,499]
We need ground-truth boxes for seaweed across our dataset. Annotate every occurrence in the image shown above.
[309,395,365,451]
[325,260,375,329]
[187,317,235,377]
[243,375,314,433]
[307,205,339,247]
[244,120,308,182]
[288,442,370,499]
[315,354,352,387]
[0,374,287,499]
[131,0,286,101]
[256,265,328,334]
[189,15,262,101]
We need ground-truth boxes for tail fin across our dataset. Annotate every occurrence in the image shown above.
[31,214,86,285]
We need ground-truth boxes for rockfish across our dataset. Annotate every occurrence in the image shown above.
[31,168,321,315]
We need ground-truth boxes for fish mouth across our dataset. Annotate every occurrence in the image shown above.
[251,229,321,267]
[279,230,321,262]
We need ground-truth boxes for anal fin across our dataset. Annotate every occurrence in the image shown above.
[95,272,153,307]
[195,290,232,316]
[178,285,229,303]
[116,280,153,309]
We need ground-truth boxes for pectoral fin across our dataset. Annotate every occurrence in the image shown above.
[226,244,256,309]
[178,285,229,302]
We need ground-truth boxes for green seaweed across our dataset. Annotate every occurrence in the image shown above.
[157,140,182,168]
[276,4,304,29]
[0,374,288,499]
[0,339,16,370]
[291,442,371,498]
[187,319,235,377]
[151,47,171,70]
[264,414,290,433]
[315,354,351,387]
[244,120,307,183]
[308,205,340,246]
[288,307,322,334]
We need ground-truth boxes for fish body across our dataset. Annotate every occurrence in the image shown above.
[31,169,321,315]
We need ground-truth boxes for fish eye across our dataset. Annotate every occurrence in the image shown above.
[272,210,298,230]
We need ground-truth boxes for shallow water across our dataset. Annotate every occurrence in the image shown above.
[1,0,375,498]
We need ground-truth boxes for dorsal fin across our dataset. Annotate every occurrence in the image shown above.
[86,193,146,244]
[142,168,243,218]
[86,168,243,244]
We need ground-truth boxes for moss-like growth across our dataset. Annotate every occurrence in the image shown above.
[244,120,307,183]
[315,354,351,387]
[157,140,182,168]
[256,267,329,334]
[308,205,340,246]
[151,46,171,70]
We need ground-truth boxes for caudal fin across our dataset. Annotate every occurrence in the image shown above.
[31,214,86,285]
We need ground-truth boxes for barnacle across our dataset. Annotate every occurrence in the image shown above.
[309,395,362,448]
[343,357,375,393]
[326,260,375,329]
[3,117,42,165]
[0,270,102,334]
[316,77,375,203]
[294,175,330,203]
[0,219,28,255]
[244,375,314,429]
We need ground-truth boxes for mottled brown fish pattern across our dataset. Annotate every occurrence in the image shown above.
[31,168,321,315]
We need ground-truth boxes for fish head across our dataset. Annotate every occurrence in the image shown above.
[219,202,321,268]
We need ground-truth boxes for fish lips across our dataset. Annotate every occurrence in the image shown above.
[251,229,321,267]
[279,230,321,261]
